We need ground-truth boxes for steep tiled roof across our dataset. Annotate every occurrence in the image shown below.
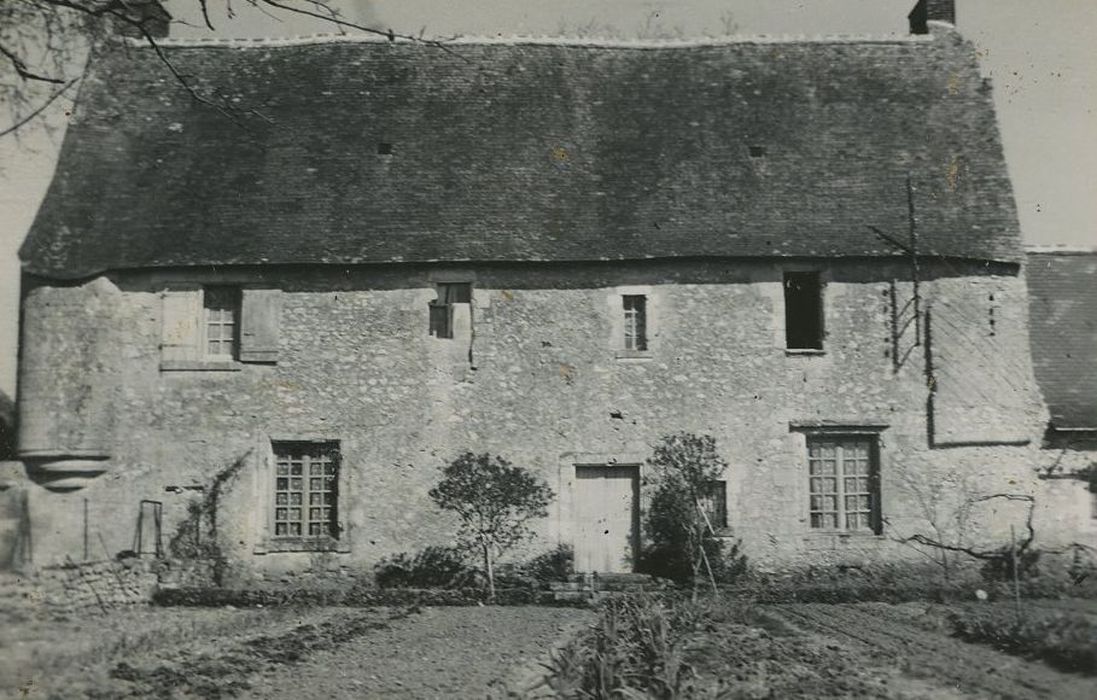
[22,30,1022,279]
[1026,249,1097,430]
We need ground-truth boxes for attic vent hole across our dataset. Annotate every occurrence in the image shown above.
[377,142,393,155]
[749,145,767,159]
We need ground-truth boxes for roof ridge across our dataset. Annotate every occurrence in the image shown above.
[127,32,936,51]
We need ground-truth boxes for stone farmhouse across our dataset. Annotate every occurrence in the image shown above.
[10,0,1082,584]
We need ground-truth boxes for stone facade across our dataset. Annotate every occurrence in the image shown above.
[15,257,1073,584]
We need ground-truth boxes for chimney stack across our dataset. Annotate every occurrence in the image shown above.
[115,0,171,39]
[908,0,956,35]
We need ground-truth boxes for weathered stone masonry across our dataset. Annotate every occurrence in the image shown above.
[13,7,1086,583]
[16,258,1059,582]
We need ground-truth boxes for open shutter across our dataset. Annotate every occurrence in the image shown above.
[239,288,282,363]
[160,289,200,365]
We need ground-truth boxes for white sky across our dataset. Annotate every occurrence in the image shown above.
[0,0,1094,396]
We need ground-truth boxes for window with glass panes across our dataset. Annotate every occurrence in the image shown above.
[622,295,648,351]
[699,480,728,531]
[203,286,238,359]
[807,437,879,533]
[273,442,339,538]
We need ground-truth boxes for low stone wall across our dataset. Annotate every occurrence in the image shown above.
[0,558,159,618]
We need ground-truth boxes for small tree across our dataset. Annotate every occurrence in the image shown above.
[429,452,554,600]
[644,433,730,598]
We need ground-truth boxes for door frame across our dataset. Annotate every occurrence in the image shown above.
[556,451,646,572]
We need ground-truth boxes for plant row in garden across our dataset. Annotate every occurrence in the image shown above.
[947,605,1097,675]
[543,594,896,699]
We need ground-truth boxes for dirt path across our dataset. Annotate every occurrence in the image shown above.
[240,606,593,699]
[767,603,1096,700]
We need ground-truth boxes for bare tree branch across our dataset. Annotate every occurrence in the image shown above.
[0,42,65,83]
[0,77,77,138]
[1,0,466,138]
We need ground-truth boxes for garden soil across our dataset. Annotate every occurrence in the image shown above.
[239,606,594,698]
[765,603,1096,700]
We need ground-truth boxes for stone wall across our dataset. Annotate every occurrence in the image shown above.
[17,258,1068,583]
[0,558,159,618]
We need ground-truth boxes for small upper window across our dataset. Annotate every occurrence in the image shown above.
[429,283,472,339]
[203,286,239,359]
[784,271,824,350]
[623,295,648,352]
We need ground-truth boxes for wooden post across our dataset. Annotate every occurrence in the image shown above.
[696,499,720,597]
[1010,524,1022,621]
[83,498,89,561]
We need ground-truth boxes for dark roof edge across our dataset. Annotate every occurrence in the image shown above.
[21,253,1021,283]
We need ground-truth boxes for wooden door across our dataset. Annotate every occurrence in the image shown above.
[573,465,639,573]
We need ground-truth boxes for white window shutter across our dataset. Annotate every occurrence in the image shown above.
[160,289,200,364]
[240,288,282,363]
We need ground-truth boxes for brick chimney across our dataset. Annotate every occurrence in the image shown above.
[908,0,956,35]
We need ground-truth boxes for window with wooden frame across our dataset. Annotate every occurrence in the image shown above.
[202,286,239,360]
[160,285,281,370]
[698,479,728,531]
[622,294,648,352]
[429,282,472,339]
[784,271,824,350]
[807,436,881,533]
[272,441,340,539]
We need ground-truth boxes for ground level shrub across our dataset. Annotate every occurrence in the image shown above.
[719,563,975,603]
[154,585,591,608]
[716,561,1097,604]
[523,543,575,584]
[639,537,749,586]
[948,605,1097,674]
[373,546,479,589]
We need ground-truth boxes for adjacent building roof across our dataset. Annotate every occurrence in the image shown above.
[22,29,1023,279]
[1026,249,1097,430]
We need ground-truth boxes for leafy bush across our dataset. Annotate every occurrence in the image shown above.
[721,563,971,603]
[523,543,575,583]
[640,433,749,588]
[373,546,479,589]
[429,452,554,599]
[486,544,576,590]
[948,606,1097,674]
[640,537,748,585]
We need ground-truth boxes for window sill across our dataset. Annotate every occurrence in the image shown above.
[785,348,826,356]
[255,537,350,554]
[160,359,242,372]
[804,530,884,539]
[615,350,652,361]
